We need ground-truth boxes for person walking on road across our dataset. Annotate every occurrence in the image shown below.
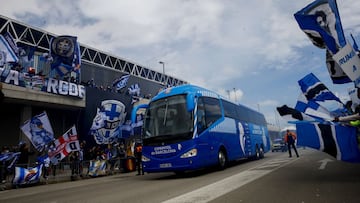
[284,129,299,158]
[134,142,144,175]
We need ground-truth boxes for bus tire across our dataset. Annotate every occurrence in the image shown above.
[218,149,227,170]
[255,146,261,160]
[259,145,264,159]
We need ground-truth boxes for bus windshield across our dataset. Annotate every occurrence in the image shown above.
[143,94,193,145]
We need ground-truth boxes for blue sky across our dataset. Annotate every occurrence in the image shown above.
[1,0,359,128]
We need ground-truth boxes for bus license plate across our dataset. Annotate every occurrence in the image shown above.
[159,163,172,168]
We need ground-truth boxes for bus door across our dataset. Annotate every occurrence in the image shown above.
[197,96,223,163]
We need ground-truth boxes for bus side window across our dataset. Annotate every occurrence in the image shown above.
[197,98,206,134]
[203,97,221,128]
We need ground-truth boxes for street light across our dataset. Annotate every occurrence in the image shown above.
[159,61,165,85]
[233,88,237,103]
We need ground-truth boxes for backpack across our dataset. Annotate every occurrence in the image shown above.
[287,133,294,144]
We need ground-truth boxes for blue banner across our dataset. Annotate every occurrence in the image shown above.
[296,122,360,162]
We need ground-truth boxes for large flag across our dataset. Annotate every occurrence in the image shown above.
[277,105,321,123]
[0,34,18,63]
[90,100,127,144]
[294,0,346,54]
[48,125,80,165]
[20,112,54,152]
[49,35,80,77]
[296,122,360,162]
[298,73,342,104]
[113,74,130,91]
[295,93,333,120]
[13,164,43,185]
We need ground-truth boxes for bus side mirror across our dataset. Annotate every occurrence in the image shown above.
[186,94,195,112]
[131,104,149,123]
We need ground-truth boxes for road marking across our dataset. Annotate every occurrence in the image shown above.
[318,158,333,170]
[162,158,297,203]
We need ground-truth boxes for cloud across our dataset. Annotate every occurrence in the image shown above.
[1,0,360,129]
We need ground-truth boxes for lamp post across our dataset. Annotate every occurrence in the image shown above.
[159,61,165,85]
[233,88,237,103]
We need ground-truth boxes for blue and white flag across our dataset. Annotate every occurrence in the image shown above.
[88,160,107,177]
[294,0,345,54]
[20,111,54,152]
[128,83,141,104]
[90,100,127,144]
[49,35,79,77]
[0,34,18,63]
[295,93,333,120]
[13,164,43,185]
[296,122,360,162]
[113,74,130,91]
[298,73,342,104]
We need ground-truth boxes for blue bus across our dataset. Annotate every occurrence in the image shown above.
[131,84,270,173]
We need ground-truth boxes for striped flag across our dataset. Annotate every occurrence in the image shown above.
[296,122,360,162]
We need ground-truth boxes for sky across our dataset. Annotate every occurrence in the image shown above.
[1,0,360,129]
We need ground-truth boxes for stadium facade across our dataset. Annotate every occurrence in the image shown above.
[0,15,186,148]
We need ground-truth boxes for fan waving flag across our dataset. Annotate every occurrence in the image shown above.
[296,122,360,162]
[294,0,345,54]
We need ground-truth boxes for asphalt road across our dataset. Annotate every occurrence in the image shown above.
[0,148,359,203]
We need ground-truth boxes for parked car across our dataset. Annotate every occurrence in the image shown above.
[271,138,287,152]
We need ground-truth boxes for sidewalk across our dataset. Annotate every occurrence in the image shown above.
[0,165,131,191]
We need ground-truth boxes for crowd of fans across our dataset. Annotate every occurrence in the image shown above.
[0,139,137,185]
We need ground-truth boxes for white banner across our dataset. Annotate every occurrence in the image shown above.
[333,42,360,87]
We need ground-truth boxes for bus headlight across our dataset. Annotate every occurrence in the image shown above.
[142,155,150,162]
[180,149,197,158]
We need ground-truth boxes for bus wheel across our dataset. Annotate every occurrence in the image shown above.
[255,146,260,160]
[259,146,264,159]
[218,150,227,170]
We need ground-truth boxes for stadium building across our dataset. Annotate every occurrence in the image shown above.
[0,15,186,148]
